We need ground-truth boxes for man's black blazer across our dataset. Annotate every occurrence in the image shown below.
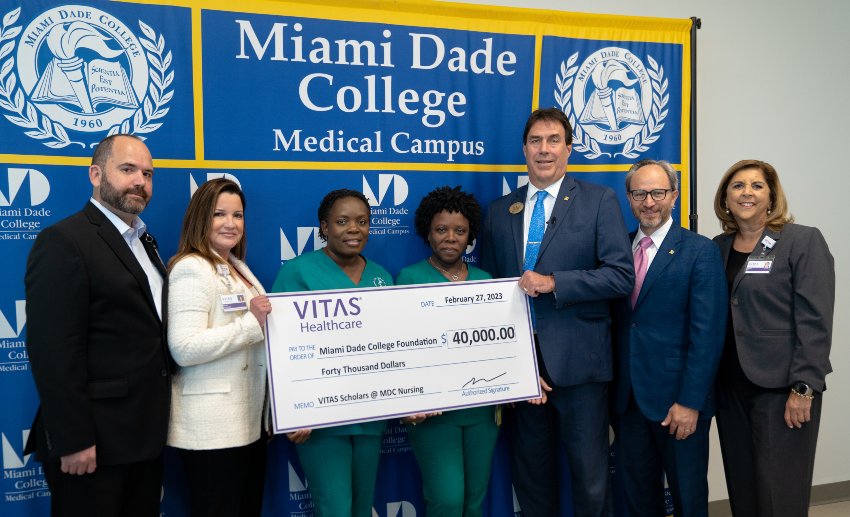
[25,201,171,466]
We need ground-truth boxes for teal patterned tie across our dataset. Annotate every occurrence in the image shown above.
[523,190,548,272]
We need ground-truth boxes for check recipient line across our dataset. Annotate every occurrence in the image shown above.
[316,343,443,360]
[292,355,517,382]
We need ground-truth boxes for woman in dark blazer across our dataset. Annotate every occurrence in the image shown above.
[712,159,834,517]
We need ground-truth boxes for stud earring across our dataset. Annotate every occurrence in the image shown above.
[767,207,772,215]
[725,207,730,215]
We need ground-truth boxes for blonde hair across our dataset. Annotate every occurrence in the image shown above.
[713,159,793,233]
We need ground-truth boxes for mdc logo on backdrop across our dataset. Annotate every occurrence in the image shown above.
[362,174,408,207]
[0,300,28,374]
[1,429,32,470]
[1,428,49,503]
[502,175,529,196]
[0,300,25,340]
[0,5,174,148]
[554,47,667,160]
[0,168,52,240]
[189,172,241,197]
[280,227,323,262]
[363,174,411,237]
[287,461,314,514]
[0,168,50,207]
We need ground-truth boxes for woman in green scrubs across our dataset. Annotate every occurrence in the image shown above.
[396,186,500,517]
[272,189,393,517]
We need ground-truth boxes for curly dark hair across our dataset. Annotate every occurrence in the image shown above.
[414,186,481,244]
[317,189,371,241]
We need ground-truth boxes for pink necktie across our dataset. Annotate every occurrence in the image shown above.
[630,236,653,308]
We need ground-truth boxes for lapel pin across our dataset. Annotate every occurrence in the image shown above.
[563,196,570,201]
[668,249,675,255]
[509,202,524,214]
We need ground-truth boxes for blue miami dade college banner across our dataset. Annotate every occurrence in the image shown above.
[0,0,694,515]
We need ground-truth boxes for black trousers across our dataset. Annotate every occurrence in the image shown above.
[42,454,163,517]
[177,438,267,517]
[509,379,611,517]
[716,383,822,517]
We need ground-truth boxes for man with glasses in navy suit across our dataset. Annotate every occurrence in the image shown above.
[611,159,726,517]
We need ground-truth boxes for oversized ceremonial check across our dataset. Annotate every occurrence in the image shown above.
[265,278,540,433]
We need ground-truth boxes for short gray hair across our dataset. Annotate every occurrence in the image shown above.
[625,159,679,192]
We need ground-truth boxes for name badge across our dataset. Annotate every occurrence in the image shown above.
[221,293,248,312]
[745,257,774,274]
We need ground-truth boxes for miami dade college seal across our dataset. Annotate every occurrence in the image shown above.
[0,5,173,148]
[555,47,668,159]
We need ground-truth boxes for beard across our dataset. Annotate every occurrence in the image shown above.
[637,208,666,231]
[99,173,148,215]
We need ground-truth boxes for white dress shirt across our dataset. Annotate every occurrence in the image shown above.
[90,197,163,319]
[523,176,565,258]
[632,216,674,270]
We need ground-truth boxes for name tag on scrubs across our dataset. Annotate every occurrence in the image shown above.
[221,293,248,312]
[745,257,774,274]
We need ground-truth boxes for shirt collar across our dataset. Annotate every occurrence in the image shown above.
[90,197,146,237]
[525,175,565,204]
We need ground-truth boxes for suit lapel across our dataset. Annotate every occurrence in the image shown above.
[537,175,576,261]
[634,223,681,309]
[141,232,167,278]
[85,203,161,317]
[232,258,266,295]
[510,185,528,271]
[731,227,782,295]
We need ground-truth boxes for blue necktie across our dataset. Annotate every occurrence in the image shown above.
[523,190,548,272]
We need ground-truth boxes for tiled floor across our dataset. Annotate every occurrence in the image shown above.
[711,500,850,516]
[810,500,850,516]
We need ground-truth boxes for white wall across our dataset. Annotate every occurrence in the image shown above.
[447,0,850,501]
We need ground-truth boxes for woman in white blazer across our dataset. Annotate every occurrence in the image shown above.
[167,178,272,517]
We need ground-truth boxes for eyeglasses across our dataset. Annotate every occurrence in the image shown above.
[628,189,674,201]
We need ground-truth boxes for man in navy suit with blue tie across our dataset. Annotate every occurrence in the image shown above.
[611,159,726,517]
[481,108,634,516]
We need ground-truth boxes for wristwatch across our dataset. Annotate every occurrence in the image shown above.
[791,382,815,398]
